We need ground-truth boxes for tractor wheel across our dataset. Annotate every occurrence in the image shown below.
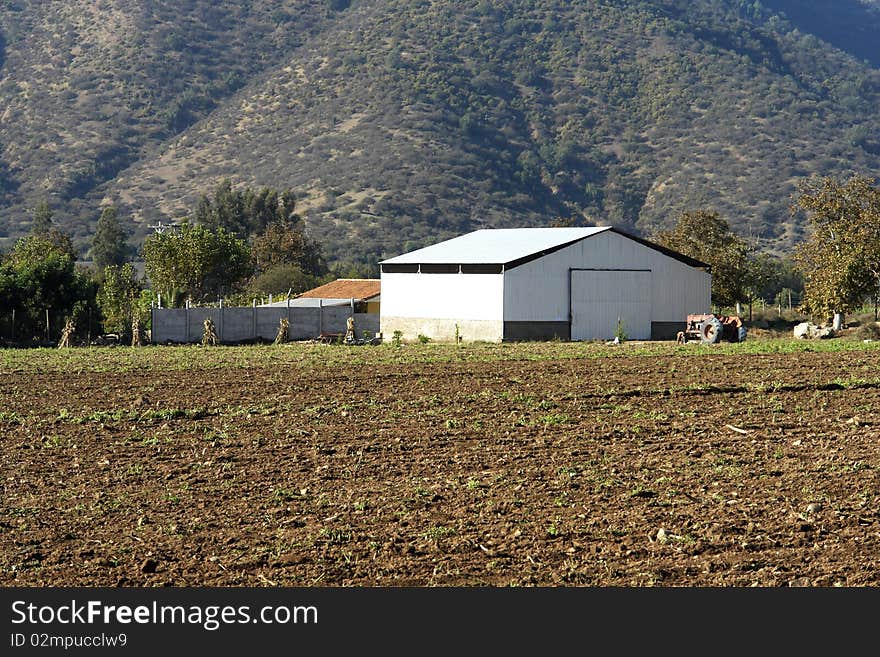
[700,316,723,344]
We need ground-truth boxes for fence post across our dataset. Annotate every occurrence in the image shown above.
[45,308,50,343]
[252,299,257,342]
[185,300,190,343]
[219,298,224,344]
[287,296,291,340]
[318,299,323,336]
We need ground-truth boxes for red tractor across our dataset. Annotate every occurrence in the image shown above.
[677,314,747,344]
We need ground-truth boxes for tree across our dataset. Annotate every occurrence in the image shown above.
[90,206,129,269]
[792,175,880,324]
[195,179,301,239]
[195,179,249,238]
[653,210,749,309]
[96,264,142,336]
[142,223,252,305]
[243,187,298,236]
[330,259,379,279]
[31,198,55,235]
[27,197,76,258]
[250,218,327,278]
[745,255,804,316]
[155,181,325,305]
[743,252,782,321]
[247,263,320,298]
[3,232,96,342]
[0,261,20,324]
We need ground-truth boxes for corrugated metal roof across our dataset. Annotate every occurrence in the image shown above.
[380,227,611,265]
[297,278,381,300]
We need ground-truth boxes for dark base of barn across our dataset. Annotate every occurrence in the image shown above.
[503,322,571,341]
[502,320,685,342]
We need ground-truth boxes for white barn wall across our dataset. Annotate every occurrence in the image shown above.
[380,271,504,341]
[503,231,710,337]
[503,252,570,322]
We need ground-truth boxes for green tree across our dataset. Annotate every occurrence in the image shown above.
[195,179,249,238]
[31,198,55,235]
[792,175,880,323]
[27,198,77,259]
[247,263,320,298]
[330,259,379,279]
[250,218,327,278]
[143,223,252,305]
[195,179,301,239]
[0,261,20,326]
[743,252,782,320]
[243,187,298,236]
[90,206,129,269]
[653,210,750,309]
[96,264,142,336]
[3,232,96,342]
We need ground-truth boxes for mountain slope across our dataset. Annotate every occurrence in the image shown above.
[0,0,334,245]
[2,0,880,269]
[762,0,880,67]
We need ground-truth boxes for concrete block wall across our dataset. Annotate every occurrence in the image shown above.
[256,308,292,340]
[187,308,218,342]
[151,306,380,344]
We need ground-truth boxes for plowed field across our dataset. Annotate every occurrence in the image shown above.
[2,340,879,587]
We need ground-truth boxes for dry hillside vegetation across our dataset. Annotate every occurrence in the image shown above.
[2,1,880,268]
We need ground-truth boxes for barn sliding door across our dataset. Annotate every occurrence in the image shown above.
[571,270,651,341]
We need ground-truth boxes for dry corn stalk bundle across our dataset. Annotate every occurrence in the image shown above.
[131,317,142,347]
[274,317,290,345]
[344,316,356,343]
[57,317,76,348]
[202,318,219,346]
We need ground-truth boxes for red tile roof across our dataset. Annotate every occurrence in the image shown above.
[297,278,380,300]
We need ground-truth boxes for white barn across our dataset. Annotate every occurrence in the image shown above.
[379,226,711,342]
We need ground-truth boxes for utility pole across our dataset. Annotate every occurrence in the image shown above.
[148,220,181,234]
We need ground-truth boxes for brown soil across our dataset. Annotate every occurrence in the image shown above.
[2,349,879,586]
